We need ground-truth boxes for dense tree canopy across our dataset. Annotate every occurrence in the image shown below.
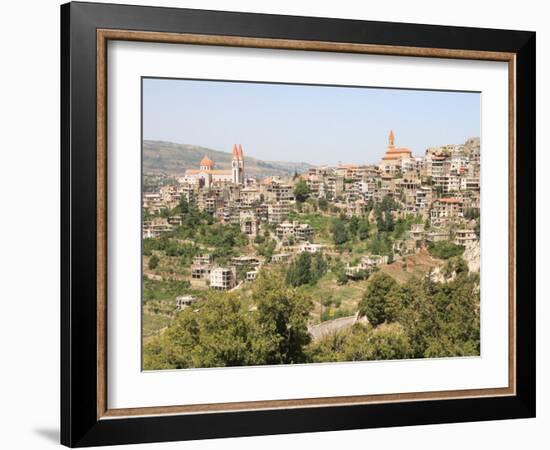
[253,271,313,364]
[144,271,313,369]
[144,261,480,369]
[357,269,480,359]
[307,323,412,363]
[286,252,327,287]
[144,293,265,369]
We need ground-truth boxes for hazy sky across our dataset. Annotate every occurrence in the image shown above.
[143,78,480,165]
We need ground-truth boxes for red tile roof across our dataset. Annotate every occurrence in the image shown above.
[436,198,462,204]
[200,155,214,167]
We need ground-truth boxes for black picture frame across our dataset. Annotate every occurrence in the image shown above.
[61,1,536,447]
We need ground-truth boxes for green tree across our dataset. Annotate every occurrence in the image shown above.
[375,195,399,233]
[252,271,313,364]
[294,179,310,203]
[306,332,347,363]
[425,272,480,357]
[143,338,176,370]
[384,212,395,233]
[464,207,480,220]
[390,277,435,357]
[331,259,348,285]
[308,323,412,363]
[443,256,469,278]
[286,252,312,287]
[148,254,159,270]
[331,219,349,245]
[236,264,254,282]
[310,253,328,284]
[348,216,360,237]
[392,274,480,358]
[256,239,276,262]
[358,272,398,325]
[178,196,190,214]
[357,219,370,240]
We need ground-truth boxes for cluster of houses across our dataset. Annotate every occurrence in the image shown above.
[142,131,481,306]
[189,254,261,292]
[299,131,480,225]
[143,133,480,241]
[142,145,298,238]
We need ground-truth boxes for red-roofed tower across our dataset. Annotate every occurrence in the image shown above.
[232,144,245,185]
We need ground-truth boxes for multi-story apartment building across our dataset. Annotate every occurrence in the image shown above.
[197,192,225,214]
[268,202,291,225]
[262,178,295,203]
[209,267,236,290]
[230,256,261,267]
[324,174,344,199]
[142,217,173,239]
[191,255,213,281]
[305,175,323,198]
[240,186,261,205]
[454,228,478,246]
[142,192,164,214]
[356,180,376,202]
[191,264,212,280]
[415,187,432,213]
[193,254,212,266]
[430,198,464,225]
[276,221,314,242]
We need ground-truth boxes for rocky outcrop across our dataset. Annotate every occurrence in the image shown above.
[463,242,480,273]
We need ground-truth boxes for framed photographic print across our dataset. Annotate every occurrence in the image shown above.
[60,2,536,447]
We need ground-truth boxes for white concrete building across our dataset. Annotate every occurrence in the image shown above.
[209,267,236,290]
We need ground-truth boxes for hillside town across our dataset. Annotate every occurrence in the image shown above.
[142,130,481,368]
[144,130,479,287]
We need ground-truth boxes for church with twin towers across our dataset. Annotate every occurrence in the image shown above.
[185,144,245,188]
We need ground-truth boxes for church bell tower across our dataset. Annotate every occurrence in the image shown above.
[231,144,245,185]
[231,144,240,184]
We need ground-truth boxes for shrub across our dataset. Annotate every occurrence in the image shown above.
[148,255,159,270]
[428,241,465,259]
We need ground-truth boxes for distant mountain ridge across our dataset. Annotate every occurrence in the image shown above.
[143,140,313,179]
